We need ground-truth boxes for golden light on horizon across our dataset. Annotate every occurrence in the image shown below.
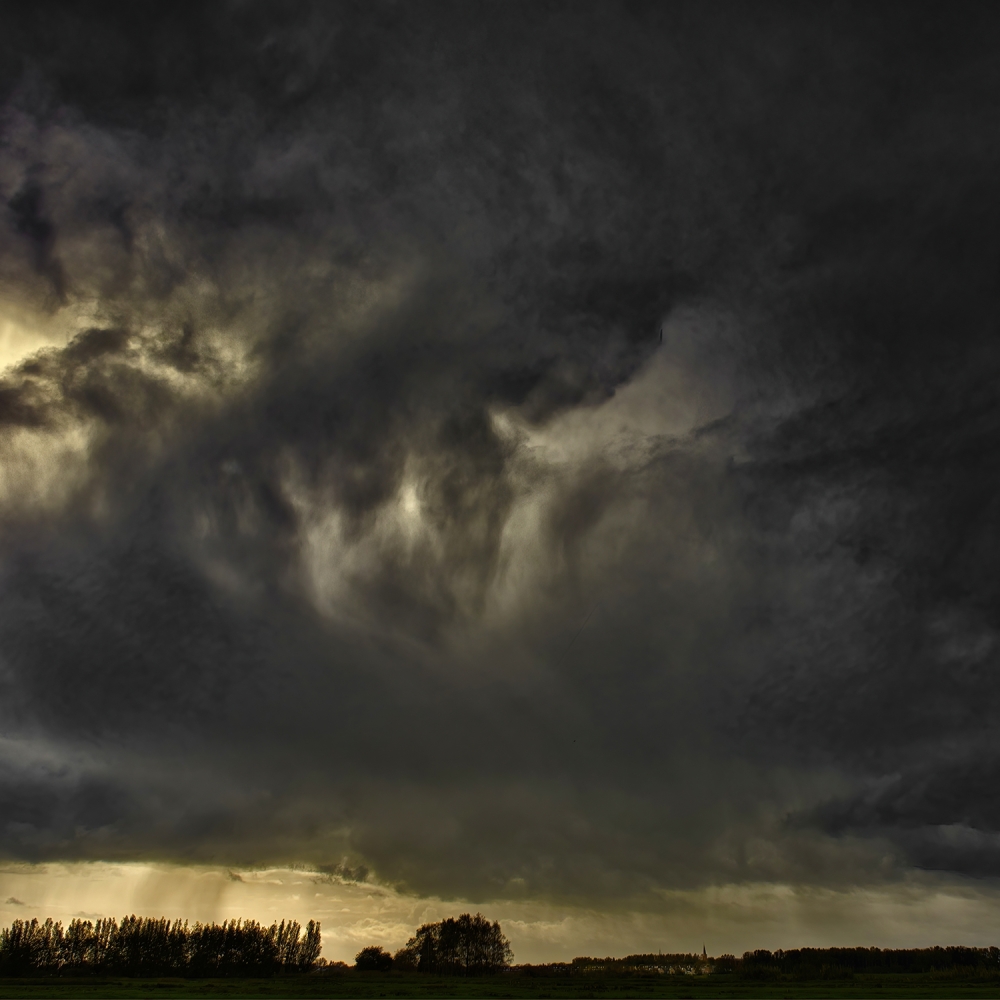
[2,863,999,964]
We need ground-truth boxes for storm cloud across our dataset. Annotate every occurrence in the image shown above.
[1,0,999,929]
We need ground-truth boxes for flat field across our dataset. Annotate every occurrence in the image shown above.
[0,974,999,999]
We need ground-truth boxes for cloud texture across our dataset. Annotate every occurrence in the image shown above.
[1,0,1000,925]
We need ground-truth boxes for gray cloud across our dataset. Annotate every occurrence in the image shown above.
[0,0,998,920]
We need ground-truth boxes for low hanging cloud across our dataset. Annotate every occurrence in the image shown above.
[0,1,999,924]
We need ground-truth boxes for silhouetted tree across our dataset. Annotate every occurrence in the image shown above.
[298,921,322,970]
[392,943,419,971]
[355,945,393,971]
[395,913,512,975]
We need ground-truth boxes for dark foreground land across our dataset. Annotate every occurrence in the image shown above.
[1,975,1000,999]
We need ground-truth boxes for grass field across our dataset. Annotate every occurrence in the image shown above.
[0,974,999,999]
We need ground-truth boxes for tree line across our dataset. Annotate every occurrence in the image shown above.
[552,947,1000,979]
[569,952,710,974]
[716,947,1000,979]
[355,913,512,975]
[0,916,321,977]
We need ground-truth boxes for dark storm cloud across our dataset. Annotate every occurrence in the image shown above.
[0,0,999,907]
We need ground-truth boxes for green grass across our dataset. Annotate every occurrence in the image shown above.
[0,974,999,999]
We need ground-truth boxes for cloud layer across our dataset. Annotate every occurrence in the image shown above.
[1,1,1000,926]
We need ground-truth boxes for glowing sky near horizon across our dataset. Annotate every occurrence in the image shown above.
[3,863,1000,964]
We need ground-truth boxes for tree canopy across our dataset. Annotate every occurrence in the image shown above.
[391,913,512,976]
[355,945,393,971]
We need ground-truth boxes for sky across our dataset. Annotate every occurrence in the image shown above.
[1,0,1000,963]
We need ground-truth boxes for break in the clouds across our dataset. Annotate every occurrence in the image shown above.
[1,0,1000,939]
